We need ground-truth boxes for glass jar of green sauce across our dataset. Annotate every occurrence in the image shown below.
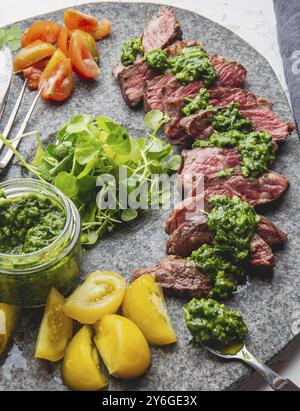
[0,179,82,308]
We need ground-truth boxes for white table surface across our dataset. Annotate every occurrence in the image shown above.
[1,0,299,391]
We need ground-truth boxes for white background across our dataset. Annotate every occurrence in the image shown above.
[1,0,300,391]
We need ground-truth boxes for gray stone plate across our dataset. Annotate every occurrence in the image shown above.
[0,2,299,392]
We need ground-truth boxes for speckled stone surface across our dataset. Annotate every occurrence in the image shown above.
[0,2,299,391]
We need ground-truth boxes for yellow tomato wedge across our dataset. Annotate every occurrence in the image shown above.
[35,288,72,362]
[122,274,177,345]
[63,271,126,324]
[94,314,151,380]
[62,325,108,391]
[0,303,19,357]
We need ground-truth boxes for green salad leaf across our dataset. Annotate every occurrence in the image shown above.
[0,111,179,247]
[0,25,22,51]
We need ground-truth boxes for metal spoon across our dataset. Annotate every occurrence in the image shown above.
[204,343,300,391]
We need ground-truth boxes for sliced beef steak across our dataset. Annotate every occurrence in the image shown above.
[250,234,275,273]
[141,7,182,53]
[204,171,289,207]
[113,59,155,107]
[164,88,294,145]
[166,218,280,273]
[132,256,212,298]
[165,197,288,248]
[178,147,289,206]
[143,72,174,112]
[209,54,247,88]
[255,215,288,247]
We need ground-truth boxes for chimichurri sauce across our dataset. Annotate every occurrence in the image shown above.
[184,298,249,347]
[189,196,259,299]
[0,194,66,255]
[121,37,143,66]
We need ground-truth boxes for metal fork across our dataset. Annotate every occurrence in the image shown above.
[203,343,300,391]
[0,46,41,170]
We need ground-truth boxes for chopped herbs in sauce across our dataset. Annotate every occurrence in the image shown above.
[169,47,217,85]
[144,48,169,71]
[184,298,249,347]
[121,37,143,66]
[193,129,275,178]
[189,196,259,299]
[182,89,213,117]
[213,102,254,133]
[0,194,66,255]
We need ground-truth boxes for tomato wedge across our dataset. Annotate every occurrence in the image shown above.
[92,19,112,41]
[64,8,98,34]
[63,271,126,324]
[23,59,50,91]
[13,41,56,73]
[39,49,73,101]
[57,26,70,57]
[21,21,61,47]
[69,30,100,79]
[35,288,73,362]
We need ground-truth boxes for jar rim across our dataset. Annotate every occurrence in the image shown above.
[0,178,81,272]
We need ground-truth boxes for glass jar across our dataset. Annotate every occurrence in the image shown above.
[0,179,82,308]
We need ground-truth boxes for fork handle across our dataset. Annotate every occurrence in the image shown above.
[241,347,300,391]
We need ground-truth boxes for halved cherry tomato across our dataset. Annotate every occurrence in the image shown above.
[57,26,70,57]
[23,59,50,91]
[21,21,61,47]
[13,41,56,73]
[39,49,73,101]
[64,8,99,34]
[69,30,100,79]
[92,19,112,41]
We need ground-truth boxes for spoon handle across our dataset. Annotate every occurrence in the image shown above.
[240,347,300,391]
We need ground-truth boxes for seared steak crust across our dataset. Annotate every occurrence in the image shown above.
[132,255,212,298]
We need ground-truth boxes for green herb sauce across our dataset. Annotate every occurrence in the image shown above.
[182,89,213,117]
[193,129,275,178]
[144,48,169,71]
[121,37,143,66]
[184,298,249,347]
[0,194,66,255]
[189,196,259,299]
[212,102,254,133]
[169,47,217,85]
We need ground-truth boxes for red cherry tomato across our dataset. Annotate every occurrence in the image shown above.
[69,30,100,79]
[92,19,112,40]
[64,9,98,34]
[39,49,73,101]
[21,21,61,47]
[57,26,70,56]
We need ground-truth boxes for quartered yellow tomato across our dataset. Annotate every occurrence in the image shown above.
[0,303,19,357]
[94,314,151,380]
[63,271,126,324]
[122,274,177,346]
[35,288,72,362]
[62,325,108,391]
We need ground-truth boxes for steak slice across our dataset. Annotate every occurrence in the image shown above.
[113,59,155,108]
[210,54,247,88]
[165,197,287,247]
[179,147,289,206]
[143,72,174,112]
[166,218,280,274]
[132,255,212,298]
[164,88,294,145]
[141,7,183,53]
[250,234,275,273]
[240,101,295,145]
[204,171,289,207]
